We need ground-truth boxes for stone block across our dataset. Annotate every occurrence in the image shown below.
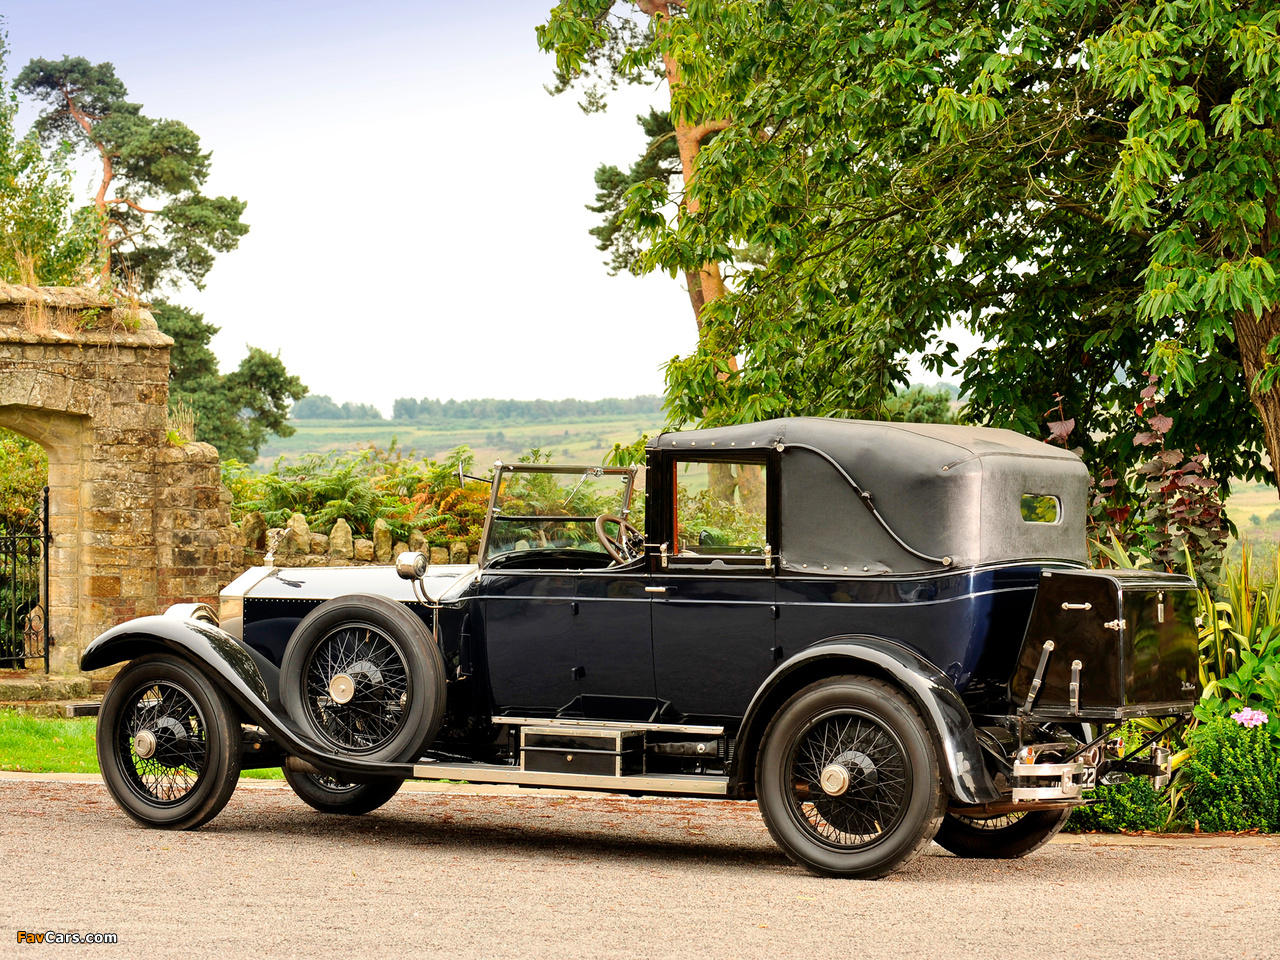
[450,541,469,564]
[285,513,311,554]
[328,518,354,558]
[429,546,449,566]
[393,541,409,559]
[240,511,267,550]
[373,518,392,563]
[354,538,375,562]
[86,575,121,598]
[408,528,426,552]
[310,533,329,554]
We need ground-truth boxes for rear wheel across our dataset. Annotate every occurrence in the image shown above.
[934,808,1071,859]
[282,767,404,815]
[97,654,242,830]
[756,676,945,879]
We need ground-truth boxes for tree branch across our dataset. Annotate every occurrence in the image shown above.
[1047,194,1153,241]
[106,197,159,215]
[689,118,730,145]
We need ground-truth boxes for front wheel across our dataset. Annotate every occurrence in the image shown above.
[282,767,404,816]
[934,808,1071,859]
[97,653,242,830]
[756,676,945,879]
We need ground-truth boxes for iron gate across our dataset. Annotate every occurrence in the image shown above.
[0,485,50,671]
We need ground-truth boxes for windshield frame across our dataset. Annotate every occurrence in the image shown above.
[477,461,641,569]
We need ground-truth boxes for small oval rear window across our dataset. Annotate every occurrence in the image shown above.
[1021,494,1060,523]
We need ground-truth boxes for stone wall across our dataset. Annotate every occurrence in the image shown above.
[232,512,475,570]
[0,284,241,673]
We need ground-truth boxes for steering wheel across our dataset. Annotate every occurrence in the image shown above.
[595,514,643,564]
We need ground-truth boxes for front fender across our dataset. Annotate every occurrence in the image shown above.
[732,635,1001,805]
[81,616,413,782]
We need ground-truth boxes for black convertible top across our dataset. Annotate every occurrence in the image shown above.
[652,418,1088,575]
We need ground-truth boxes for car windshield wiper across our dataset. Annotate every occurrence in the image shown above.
[561,467,604,507]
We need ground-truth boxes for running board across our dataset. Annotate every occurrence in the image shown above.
[494,716,725,735]
[412,761,729,796]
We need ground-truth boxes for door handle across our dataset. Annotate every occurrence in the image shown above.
[644,586,668,594]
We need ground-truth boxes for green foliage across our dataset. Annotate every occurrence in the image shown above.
[224,443,487,547]
[152,301,307,463]
[605,433,649,467]
[0,35,98,285]
[15,55,249,293]
[292,395,383,420]
[541,1,1272,489]
[1066,775,1172,834]
[588,108,683,276]
[1182,718,1280,832]
[0,428,47,528]
[883,385,956,425]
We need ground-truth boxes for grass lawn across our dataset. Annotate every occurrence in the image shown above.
[0,712,284,779]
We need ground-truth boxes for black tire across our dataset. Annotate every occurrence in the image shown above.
[280,594,446,763]
[97,653,242,830]
[756,676,945,879]
[934,808,1071,859]
[281,766,404,816]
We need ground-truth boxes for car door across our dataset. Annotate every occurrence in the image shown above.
[571,560,657,720]
[481,571,579,715]
[650,457,777,721]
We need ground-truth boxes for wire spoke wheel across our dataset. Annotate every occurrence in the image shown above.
[97,654,241,830]
[757,676,943,878]
[302,623,410,753]
[117,681,208,805]
[281,595,446,768]
[787,710,910,850]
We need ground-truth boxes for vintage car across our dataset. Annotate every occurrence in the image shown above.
[83,418,1199,879]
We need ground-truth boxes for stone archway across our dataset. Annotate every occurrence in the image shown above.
[0,283,239,674]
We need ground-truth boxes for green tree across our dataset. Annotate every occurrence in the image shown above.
[884,386,955,425]
[579,0,1272,486]
[15,56,248,292]
[587,108,681,277]
[0,37,97,285]
[539,2,731,326]
[151,301,306,463]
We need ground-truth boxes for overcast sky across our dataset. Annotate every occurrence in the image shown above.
[5,1,956,415]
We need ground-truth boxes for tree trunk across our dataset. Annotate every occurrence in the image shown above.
[1234,306,1280,490]
[641,1,730,328]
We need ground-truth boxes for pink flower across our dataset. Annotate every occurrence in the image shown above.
[1230,707,1269,728]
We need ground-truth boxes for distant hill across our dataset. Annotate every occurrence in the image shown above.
[389,395,663,422]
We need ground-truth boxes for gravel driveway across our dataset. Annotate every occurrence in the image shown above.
[3,777,1277,960]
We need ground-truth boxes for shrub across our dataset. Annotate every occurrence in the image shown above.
[1181,717,1280,832]
[0,428,48,529]
[1066,775,1172,833]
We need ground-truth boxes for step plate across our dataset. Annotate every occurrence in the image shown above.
[412,761,729,796]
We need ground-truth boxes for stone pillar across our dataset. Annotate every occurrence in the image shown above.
[0,283,235,674]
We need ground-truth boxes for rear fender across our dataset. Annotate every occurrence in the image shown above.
[732,635,1001,805]
[81,616,413,781]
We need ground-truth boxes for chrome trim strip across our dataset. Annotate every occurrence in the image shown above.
[412,761,729,795]
[493,716,725,735]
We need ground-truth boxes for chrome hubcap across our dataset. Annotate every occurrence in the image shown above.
[328,673,355,705]
[134,729,157,760]
[820,763,851,796]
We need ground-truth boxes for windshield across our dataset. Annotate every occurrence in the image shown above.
[481,464,639,565]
